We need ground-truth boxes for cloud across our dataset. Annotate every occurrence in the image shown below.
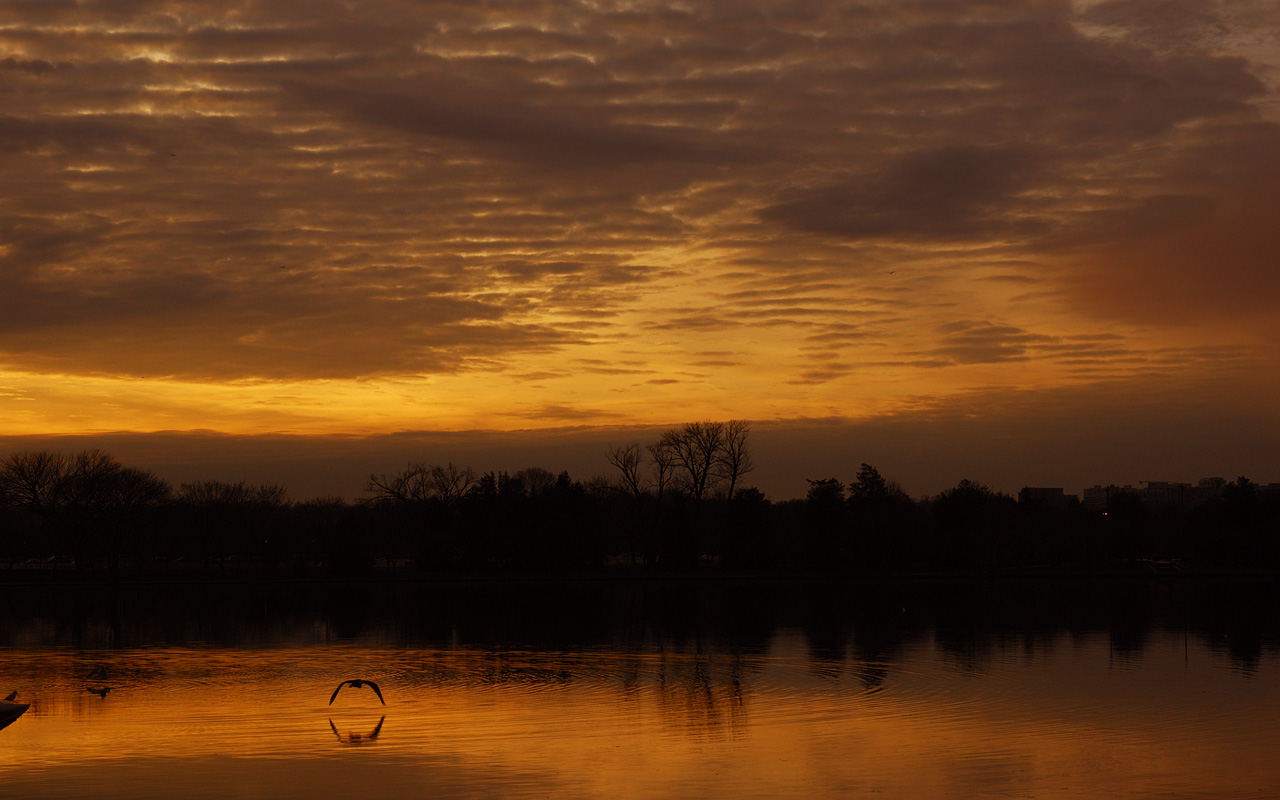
[1050,121,1280,328]
[281,74,763,176]
[0,0,1277,444]
[929,321,1052,364]
[762,145,1053,242]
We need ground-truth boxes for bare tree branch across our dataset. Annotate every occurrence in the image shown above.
[606,443,646,499]
[661,420,726,513]
[717,419,755,500]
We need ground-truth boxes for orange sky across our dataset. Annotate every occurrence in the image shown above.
[2,0,1278,498]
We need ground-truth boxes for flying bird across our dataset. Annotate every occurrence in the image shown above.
[330,679,384,705]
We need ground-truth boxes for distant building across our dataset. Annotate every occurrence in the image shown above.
[1018,487,1077,510]
[1082,477,1234,512]
[1137,481,1195,508]
[1082,484,1136,513]
[1138,479,1226,509]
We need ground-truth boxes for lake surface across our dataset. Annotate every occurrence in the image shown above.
[1,579,1278,799]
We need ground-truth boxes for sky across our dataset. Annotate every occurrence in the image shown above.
[2,0,1278,500]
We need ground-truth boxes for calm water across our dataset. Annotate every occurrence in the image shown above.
[1,579,1278,799]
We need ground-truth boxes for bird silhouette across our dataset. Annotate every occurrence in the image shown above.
[330,679,384,705]
[3,691,16,702]
[86,687,112,698]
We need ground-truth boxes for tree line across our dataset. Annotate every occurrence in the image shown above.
[1,424,1277,576]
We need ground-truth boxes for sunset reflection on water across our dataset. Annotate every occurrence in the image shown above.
[2,626,1278,799]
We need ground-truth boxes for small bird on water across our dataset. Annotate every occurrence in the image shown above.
[330,679,385,705]
[3,691,16,702]
[86,687,112,698]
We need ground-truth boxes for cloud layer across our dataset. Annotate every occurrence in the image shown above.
[1,0,1277,469]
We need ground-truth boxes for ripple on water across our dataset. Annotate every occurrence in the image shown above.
[2,631,1277,800]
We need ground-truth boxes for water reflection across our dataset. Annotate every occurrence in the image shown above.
[4,579,1280,665]
[329,715,384,745]
[0,580,1277,798]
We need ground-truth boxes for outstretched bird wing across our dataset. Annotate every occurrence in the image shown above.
[367,680,385,705]
[329,681,350,705]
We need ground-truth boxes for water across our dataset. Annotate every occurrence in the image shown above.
[1,579,1278,798]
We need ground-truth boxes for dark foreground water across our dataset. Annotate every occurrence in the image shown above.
[1,578,1279,799]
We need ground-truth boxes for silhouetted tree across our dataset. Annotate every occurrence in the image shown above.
[723,487,772,569]
[533,471,608,570]
[717,420,755,501]
[646,438,677,566]
[461,471,525,568]
[847,464,916,570]
[930,479,1016,570]
[849,463,889,502]
[1193,476,1278,567]
[0,450,68,515]
[365,461,478,570]
[516,466,557,495]
[367,461,477,506]
[176,480,287,569]
[607,444,645,497]
[662,421,726,518]
[291,497,369,575]
[606,443,648,565]
[52,451,171,571]
[805,478,849,569]
[430,463,480,505]
[0,450,69,567]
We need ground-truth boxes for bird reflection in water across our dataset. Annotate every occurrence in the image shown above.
[329,715,385,746]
